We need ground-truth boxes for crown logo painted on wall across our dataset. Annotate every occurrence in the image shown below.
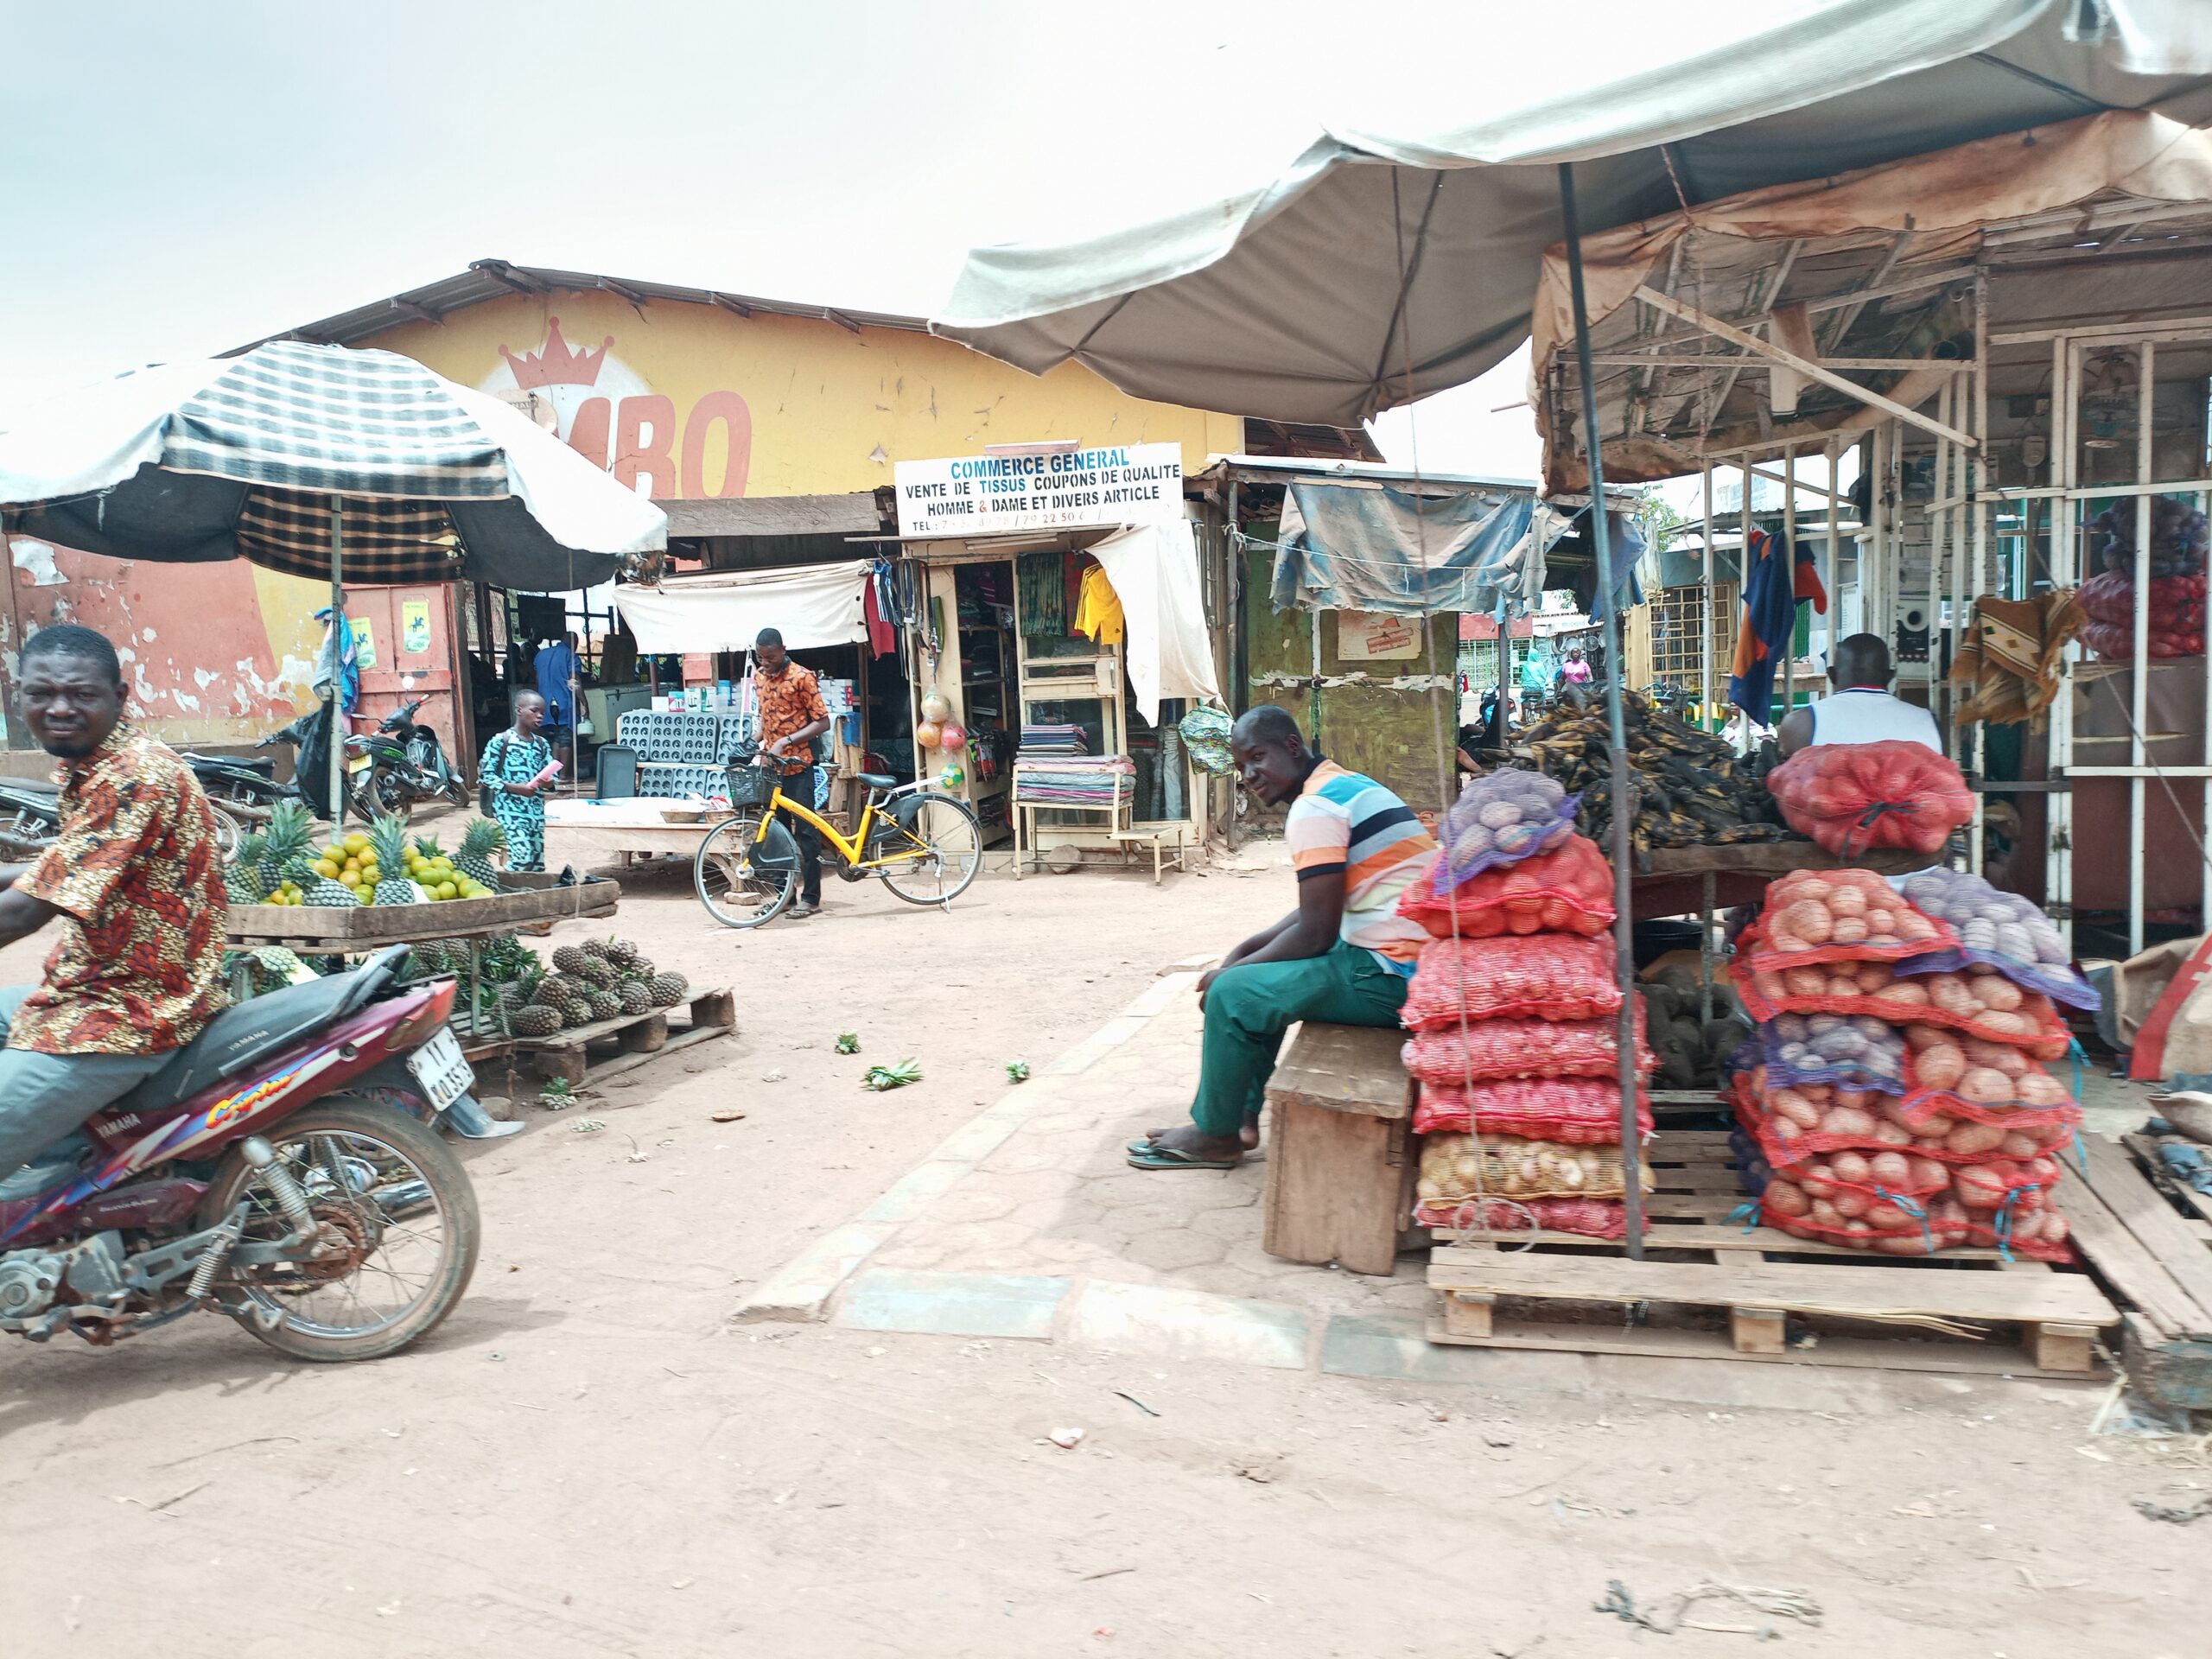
[498,317,613,389]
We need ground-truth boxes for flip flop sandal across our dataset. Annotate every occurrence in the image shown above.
[1126,1144,1241,1171]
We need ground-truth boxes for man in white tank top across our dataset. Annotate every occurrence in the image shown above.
[1776,633,1942,758]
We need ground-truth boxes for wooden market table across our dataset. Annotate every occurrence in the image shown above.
[226,869,735,1086]
[543,798,736,868]
[1629,840,1932,920]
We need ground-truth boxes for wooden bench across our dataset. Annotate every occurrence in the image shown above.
[1262,1022,1416,1276]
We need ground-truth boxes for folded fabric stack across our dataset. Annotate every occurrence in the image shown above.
[1728,867,2088,1261]
[1019,723,1088,756]
[1013,755,1134,806]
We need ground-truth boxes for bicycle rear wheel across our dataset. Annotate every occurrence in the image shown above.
[695,816,797,928]
[874,791,983,906]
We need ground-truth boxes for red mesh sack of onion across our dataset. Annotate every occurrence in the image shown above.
[1402,1006,1652,1085]
[1402,934,1622,1027]
[1738,868,1953,970]
[1412,1075,1653,1143]
[1395,834,1614,939]
[1733,957,2069,1057]
[1433,767,1578,887]
[1765,741,1976,858]
[1416,1195,1627,1239]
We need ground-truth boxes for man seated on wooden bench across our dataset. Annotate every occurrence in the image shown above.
[1128,705,1436,1170]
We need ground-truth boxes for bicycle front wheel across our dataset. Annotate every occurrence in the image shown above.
[695,815,797,928]
[875,791,984,907]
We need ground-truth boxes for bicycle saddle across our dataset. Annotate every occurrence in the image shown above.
[854,772,899,789]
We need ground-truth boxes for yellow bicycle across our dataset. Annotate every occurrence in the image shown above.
[692,763,983,927]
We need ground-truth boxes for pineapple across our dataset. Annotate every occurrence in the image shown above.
[605,938,639,967]
[456,817,507,888]
[625,957,657,983]
[617,980,652,1017]
[576,957,616,988]
[369,813,430,906]
[586,988,620,1021]
[226,835,267,904]
[282,854,359,907]
[648,970,690,1007]
[509,1003,561,1039]
[581,937,614,961]
[550,944,590,976]
[258,800,313,892]
[413,833,445,862]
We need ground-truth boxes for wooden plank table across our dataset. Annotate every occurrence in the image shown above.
[1262,1023,1415,1277]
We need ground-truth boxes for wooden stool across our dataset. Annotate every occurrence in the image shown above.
[1262,1022,1416,1276]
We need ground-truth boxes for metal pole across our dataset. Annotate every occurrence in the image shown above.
[1700,459,1715,730]
[328,499,346,832]
[2130,340,2154,956]
[1781,442,1796,734]
[1824,437,1842,665]
[1969,274,1991,875]
[1560,161,1644,1258]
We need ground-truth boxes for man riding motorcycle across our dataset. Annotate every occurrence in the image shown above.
[0,626,232,1181]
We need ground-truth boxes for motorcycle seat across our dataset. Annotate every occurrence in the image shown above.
[183,752,275,777]
[106,965,385,1117]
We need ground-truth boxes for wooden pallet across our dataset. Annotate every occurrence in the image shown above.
[227,871,620,947]
[1426,1132,2119,1377]
[461,988,736,1089]
[2064,1133,2212,1411]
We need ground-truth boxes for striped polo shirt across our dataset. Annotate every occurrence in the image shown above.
[1286,760,1439,975]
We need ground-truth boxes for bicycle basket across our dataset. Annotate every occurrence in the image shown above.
[724,765,778,809]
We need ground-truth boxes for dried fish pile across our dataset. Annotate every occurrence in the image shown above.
[1515,692,1799,853]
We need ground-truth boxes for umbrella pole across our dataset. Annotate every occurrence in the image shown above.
[1559,162,1644,1259]
[329,498,346,833]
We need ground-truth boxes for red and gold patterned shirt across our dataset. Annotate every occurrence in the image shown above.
[8,726,229,1056]
[753,661,828,776]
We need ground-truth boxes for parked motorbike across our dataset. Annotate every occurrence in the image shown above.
[0,944,480,1361]
[0,779,61,855]
[345,697,469,818]
[185,747,301,814]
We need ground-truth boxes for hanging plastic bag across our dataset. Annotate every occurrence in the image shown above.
[1176,704,1236,775]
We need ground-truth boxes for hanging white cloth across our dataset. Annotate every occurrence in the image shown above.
[1087,518,1223,724]
[612,559,871,653]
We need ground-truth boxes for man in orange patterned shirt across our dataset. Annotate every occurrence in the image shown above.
[0,626,228,1181]
[753,626,830,918]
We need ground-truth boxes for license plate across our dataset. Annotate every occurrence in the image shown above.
[406,1027,475,1112]
[347,754,373,773]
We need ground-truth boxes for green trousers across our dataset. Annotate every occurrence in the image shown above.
[1191,942,1409,1139]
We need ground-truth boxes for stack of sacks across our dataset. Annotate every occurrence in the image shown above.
[1396,772,1655,1241]
[2078,499,2209,659]
[1728,868,2084,1259]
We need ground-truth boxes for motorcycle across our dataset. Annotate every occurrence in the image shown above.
[186,747,302,816]
[0,944,481,1361]
[0,778,62,856]
[345,697,470,819]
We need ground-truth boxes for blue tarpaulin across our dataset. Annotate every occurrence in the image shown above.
[1272,482,1565,616]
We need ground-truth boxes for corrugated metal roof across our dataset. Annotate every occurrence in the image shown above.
[227,258,929,354]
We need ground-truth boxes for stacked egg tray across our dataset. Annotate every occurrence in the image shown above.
[614,710,759,800]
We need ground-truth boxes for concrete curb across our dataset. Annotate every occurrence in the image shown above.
[731,968,1201,1325]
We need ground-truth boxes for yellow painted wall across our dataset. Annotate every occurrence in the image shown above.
[361,290,1243,498]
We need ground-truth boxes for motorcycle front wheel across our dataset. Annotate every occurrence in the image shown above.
[347,766,407,822]
[198,1096,480,1363]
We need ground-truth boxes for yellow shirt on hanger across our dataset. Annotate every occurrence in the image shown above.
[1072,564,1125,645]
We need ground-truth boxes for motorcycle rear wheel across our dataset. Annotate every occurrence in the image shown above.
[197,1096,480,1363]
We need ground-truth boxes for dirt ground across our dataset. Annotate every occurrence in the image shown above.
[0,848,2206,1658]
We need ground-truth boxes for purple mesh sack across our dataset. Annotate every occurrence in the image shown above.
[1438,767,1580,889]
[1891,868,2098,1011]
[1758,1011,1909,1095]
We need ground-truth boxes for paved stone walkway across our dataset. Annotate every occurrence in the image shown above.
[734,968,2107,1410]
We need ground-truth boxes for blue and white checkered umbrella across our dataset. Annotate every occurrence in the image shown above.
[0,340,664,590]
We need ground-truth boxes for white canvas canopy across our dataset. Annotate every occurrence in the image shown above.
[935,0,2212,427]
[612,560,873,655]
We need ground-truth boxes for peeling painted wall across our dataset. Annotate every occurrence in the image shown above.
[3,539,325,747]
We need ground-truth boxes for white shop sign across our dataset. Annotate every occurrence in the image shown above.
[894,443,1185,538]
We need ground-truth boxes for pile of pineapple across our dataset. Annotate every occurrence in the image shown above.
[228,803,508,909]
[498,938,690,1038]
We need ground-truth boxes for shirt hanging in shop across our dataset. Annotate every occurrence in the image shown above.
[1072,563,1126,645]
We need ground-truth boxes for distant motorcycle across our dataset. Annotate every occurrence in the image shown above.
[185,748,301,816]
[0,774,240,857]
[345,697,469,818]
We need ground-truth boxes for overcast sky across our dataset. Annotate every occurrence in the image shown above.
[3,0,1759,478]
